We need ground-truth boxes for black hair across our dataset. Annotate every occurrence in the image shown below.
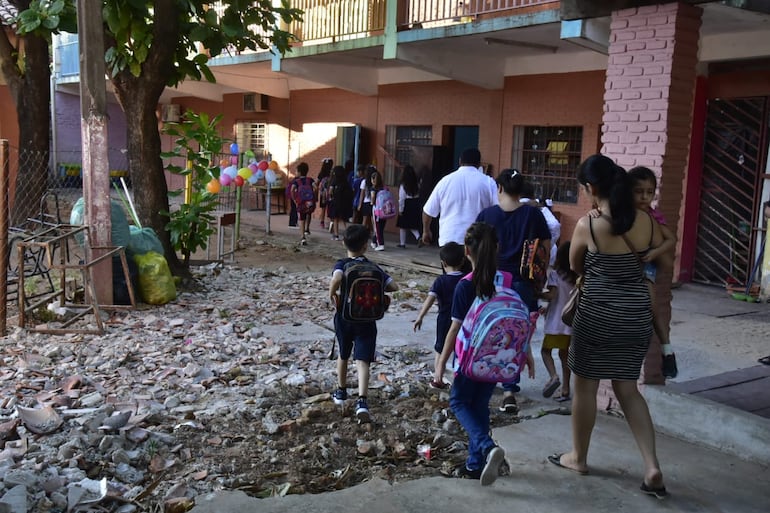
[343,224,370,252]
[520,181,535,199]
[495,168,526,197]
[577,154,635,235]
[439,242,465,268]
[554,241,578,285]
[318,159,333,180]
[369,168,383,190]
[329,165,347,186]
[628,166,658,188]
[460,148,481,167]
[400,165,419,197]
[297,162,309,176]
[464,222,498,299]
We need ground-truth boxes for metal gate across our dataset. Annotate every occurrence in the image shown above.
[693,97,769,286]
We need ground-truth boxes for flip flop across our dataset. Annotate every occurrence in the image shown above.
[547,453,588,475]
[640,482,668,499]
[555,394,571,402]
[543,378,561,398]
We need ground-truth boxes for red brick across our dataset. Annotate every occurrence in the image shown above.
[612,54,634,65]
[641,89,663,100]
[622,90,642,100]
[636,29,656,40]
[611,19,630,30]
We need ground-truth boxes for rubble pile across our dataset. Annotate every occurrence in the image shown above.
[0,264,519,513]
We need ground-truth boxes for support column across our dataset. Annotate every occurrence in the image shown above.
[601,2,702,393]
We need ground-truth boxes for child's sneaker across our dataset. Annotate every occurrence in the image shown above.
[370,242,377,249]
[452,466,481,480]
[662,353,678,379]
[331,388,347,405]
[499,394,518,414]
[355,397,371,423]
[481,446,505,486]
[374,245,385,251]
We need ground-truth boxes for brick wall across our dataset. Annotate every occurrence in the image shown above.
[601,2,702,391]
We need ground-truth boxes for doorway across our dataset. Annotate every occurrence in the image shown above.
[442,125,479,178]
[693,97,769,287]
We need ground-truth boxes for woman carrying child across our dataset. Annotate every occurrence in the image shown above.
[540,242,577,401]
[434,222,535,486]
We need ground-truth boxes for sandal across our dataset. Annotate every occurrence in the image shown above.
[429,380,448,390]
[542,378,560,398]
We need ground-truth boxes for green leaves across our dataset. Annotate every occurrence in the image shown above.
[16,0,75,35]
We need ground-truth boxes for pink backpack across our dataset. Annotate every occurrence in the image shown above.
[373,187,397,219]
[454,271,533,384]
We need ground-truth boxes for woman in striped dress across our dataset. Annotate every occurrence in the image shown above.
[548,154,668,499]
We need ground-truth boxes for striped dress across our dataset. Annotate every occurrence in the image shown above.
[568,249,652,381]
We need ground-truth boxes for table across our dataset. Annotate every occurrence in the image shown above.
[251,185,287,214]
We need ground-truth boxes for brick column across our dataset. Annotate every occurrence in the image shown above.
[600,3,702,395]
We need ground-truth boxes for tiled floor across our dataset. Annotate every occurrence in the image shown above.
[668,364,770,419]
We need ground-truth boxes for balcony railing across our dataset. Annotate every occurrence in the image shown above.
[55,0,558,75]
[289,0,556,44]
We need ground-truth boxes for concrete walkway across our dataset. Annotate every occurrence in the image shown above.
[189,209,770,512]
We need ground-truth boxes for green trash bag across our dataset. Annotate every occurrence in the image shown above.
[134,251,177,305]
[128,226,164,255]
[69,197,131,248]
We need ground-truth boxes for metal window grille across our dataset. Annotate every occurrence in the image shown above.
[235,122,268,157]
[512,125,583,204]
[384,125,432,185]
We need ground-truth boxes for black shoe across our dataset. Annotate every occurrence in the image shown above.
[481,446,505,486]
[355,397,371,423]
[331,388,348,405]
[453,465,481,480]
[499,394,518,414]
[662,354,678,379]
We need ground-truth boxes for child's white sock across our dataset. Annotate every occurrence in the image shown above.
[661,343,674,356]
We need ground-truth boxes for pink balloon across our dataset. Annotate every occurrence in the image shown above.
[230,156,239,165]
[248,163,258,174]
[219,174,232,186]
[258,160,269,171]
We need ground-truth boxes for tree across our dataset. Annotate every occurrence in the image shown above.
[0,0,76,226]
[103,0,301,276]
[8,0,301,276]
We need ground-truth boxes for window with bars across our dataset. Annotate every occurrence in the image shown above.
[235,122,268,158]
[384,125,432,185]
[512,126,583,204]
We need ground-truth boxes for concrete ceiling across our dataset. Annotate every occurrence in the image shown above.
[163,1,770,101]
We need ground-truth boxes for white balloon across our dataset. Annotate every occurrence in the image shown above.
[266,169,277,184]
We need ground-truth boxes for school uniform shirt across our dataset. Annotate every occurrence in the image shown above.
[422,166,498,246]
[475,204,551,279]
[429,271,464,344]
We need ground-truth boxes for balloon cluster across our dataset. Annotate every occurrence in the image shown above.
[205,142,279,194]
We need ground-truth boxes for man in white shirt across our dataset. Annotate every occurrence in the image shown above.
[421,148,498,247]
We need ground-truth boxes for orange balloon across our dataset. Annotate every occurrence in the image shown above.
[206,179,221,194]
[268,160,279,171]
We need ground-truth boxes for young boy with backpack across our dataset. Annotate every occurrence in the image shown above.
[329,224,400,422]
[290,162,317,245]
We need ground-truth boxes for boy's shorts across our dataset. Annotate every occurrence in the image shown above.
[297,210,313,221]
[334,314,377,362]
[435,317,451,354]
[644,262,657,283]
[542,334,571,351]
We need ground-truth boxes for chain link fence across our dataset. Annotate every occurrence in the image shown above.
[1,142,130,333]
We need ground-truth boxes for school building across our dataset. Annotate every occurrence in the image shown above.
[1,1,770,384]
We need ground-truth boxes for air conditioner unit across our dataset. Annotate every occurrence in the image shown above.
[162,104,181,122]
[243,93,269,113]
